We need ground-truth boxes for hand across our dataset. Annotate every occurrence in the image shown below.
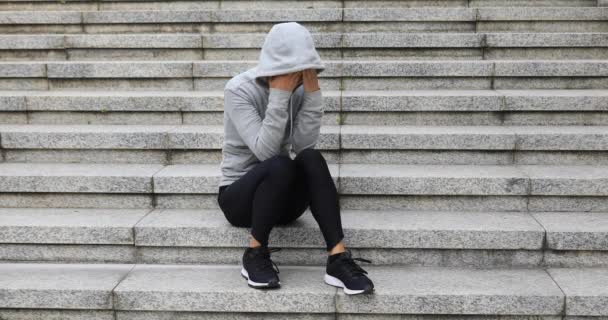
[269,71,303,92]
[303,69,320,93]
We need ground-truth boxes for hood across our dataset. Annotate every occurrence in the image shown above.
[255,21,325,79]
[254,22,325,157]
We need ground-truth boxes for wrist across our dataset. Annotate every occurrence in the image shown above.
[269,87,292,107]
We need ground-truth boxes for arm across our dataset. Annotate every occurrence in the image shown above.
[291,88,323,154]
[223,87,292,161]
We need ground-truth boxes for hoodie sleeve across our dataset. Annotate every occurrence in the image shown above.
[291,89,324,154]
[224,87,292,161]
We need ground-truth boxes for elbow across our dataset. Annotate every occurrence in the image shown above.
[251,139,282,161]
[293,134,320,154]
[294,142,317,154]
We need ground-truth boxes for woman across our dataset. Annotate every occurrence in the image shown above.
[217,22,374,295]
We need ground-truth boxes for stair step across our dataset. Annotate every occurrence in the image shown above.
[0,0,598,12]
[3,208,607,266]
[340,125,608,150]
[112,265,564,315]
[3,32,608,61]
[339,164,608,196]
[3,60,608,91]
[1,162,607,196]
[533,211,608,250]
[0,124,607,151]
[0,162,164,193]
[2,32,608,49]
[0,124,339,150]
[0,207,549,250]
[1,7,606,25]
[1,89,607,112]
[0,207,149,244]
[12,60,601,78]
[0,263,133,310]
[5,262,605,316]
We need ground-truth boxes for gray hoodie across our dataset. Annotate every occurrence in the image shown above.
[218,22,326,188]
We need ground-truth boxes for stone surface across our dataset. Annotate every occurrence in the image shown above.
[47,62,193,78]
[0,263,133,309]
[0,11,82,24]
[24,90,224,111]
[65,34,203,49]
[495,61,608,77]
[478,7,608,21]
[339,164,529,195]
[153,164,339,194]
[0,62,46,78]
[0,34,64,49]
[486,33,608,47]
[336,267,564,315]
[113,264,336,313]
[134,208,544,250]
[343,8,476,21]
[500,90,608,111]
[548,268,608,316]
[521,165,608,196]
[9,63,601,89]
[0,162,162,193]
[341,90,503,111]
[0,124,178,149]
[341,125,516,150]
[0,207,149,244]
[533,212,608,250]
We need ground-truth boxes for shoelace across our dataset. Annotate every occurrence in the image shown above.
[254,247,282,274]
[341,249,372,277]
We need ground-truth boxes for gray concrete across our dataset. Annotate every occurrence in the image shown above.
[0,162,162,193]
[339,164,529,195]
[0,207,149,244]
[521,165,608,196]
[548,268,608,316]
[533,212,608,250]
[152,164,339,194]
[0,263,133,309]
[0,62,46,78]
[343,8,475,21]
[478,7,608,21]
[113,264,336,313]
[336,266,564,315]
[47,62,193,78]
[134,208,545,250]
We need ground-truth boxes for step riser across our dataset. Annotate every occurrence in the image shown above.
[5,78,608,91]
[3,111,608,126]
[1,193,607,213]
[0,0,599,11]
[1,164,606,195]
[3,150,608,166]
[3,245,606,268]
[1,130,607,149]
[2,91,606,112]
[2,22,607,34]
[5,48,608,61]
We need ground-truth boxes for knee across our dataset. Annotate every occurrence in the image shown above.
[266,154,297,184]
[294,148,324,163]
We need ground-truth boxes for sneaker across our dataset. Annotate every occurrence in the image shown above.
[241,246,281,289]
[324,249,374,295]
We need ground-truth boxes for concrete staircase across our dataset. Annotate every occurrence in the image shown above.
[1,0,608,318]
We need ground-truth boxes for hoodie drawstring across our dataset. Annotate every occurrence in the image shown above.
[289,96,293,156]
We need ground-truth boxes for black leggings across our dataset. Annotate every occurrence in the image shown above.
[217,148,344,251]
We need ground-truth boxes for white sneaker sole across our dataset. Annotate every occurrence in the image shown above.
[324,273,368,295]
[241,267,280,288]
